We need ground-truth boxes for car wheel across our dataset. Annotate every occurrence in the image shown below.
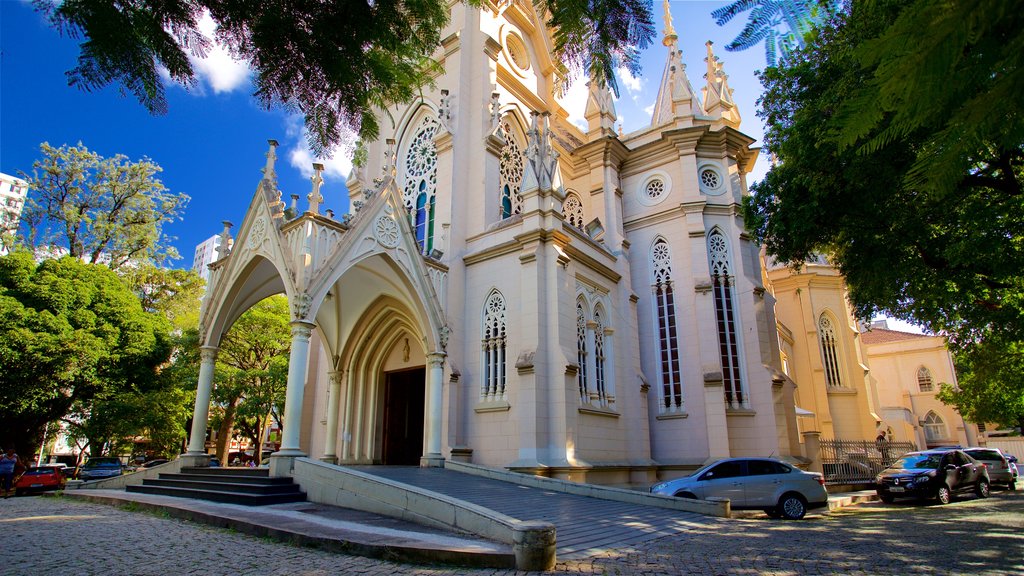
[764,508,782,519]
[778,494,807,520]
[936,484,951,505]
[1007,480,1016,492]
[879,494,895,504]
[675,492,697,499]
[975,479,990,498]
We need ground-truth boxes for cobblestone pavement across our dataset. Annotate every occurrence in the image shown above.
[3,490,1022,575]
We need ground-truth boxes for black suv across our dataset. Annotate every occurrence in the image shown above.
[875,448,990,504]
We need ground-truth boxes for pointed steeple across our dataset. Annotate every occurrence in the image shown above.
[702,41,741,128]
[584,79,617,137]
[650,0,702,127]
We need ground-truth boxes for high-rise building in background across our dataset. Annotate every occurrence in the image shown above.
[192,233,230,285]
[0,172,29,255]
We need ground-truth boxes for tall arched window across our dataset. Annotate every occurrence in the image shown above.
[498,118,525,219]
[563,192,585,229]
[923,411,946,442]
[576,300,589,403]
[593,307,607,405]
[818,314,843,387]
[917,367,934,392]
[402,114,439,254]
[708,230,745,409]
[481,290,507,401]
[652,239,683,412]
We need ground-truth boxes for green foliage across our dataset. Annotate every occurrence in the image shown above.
[937,336,1024,431]
[19,142,189,268]
[0,252,172,457]
[120,265,205,331]
[34,0,654,155]
[746,0,1024,345]
[712,0,842,66]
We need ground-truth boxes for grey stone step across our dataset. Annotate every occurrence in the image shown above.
[180,466,270,477]
[160,472,294,485]
[141,478,303,495]
[127,484,305,506]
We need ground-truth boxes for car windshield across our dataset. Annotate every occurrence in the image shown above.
[892,453,943,470]
[83,458,121,468]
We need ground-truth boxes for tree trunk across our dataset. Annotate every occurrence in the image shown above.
[215,399,239,464]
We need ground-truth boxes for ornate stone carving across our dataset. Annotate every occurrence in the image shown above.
[438,89,454,134]
[374,214,399,248]
[292,292,313,321]
[248,217,267,250]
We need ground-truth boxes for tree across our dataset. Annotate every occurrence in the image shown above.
[745,0,1024,344]
[34,0,654,156]
[746,0,1024,425]
[19,142,189,268]
[212,295,291,464]
[711,0,842,66]
[0,252,172,458]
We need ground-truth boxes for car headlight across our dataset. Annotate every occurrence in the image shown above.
[652,482,667,493]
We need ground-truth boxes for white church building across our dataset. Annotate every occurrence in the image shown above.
[185,0,801,486]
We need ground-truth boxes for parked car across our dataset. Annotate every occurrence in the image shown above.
[963,447,1016,490]
[875,448,990,504]
[77,457,124,481]
[14,465,67,495]
[139,459,170,469]
[651,457,828,520]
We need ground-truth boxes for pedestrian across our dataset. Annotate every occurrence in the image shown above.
[0,447,19,498]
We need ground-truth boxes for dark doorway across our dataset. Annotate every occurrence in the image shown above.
[382,367,425,465]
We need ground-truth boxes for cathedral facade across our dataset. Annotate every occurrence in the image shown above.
[186,0,802,485]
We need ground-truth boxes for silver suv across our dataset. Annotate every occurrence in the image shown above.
[964,447,1017,490]
[651,457,828,519]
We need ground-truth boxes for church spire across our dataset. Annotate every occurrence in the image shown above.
[702,41,741,128]
[650,0,701,127]
[584,79,617,138]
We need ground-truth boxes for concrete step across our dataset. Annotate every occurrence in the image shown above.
[159,472,294,485]
[180,466,270,477]
[140,478,304,495]
[127,484,306,505]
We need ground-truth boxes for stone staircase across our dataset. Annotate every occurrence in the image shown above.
[127,467,305,506]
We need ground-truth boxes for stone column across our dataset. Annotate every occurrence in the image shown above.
[184,346,219,461]
[322,369,343,463]
[802,430,823,473]
[421,352,446,467]
[271,321,315,476]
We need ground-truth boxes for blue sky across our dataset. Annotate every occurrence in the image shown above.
[1,0,770,268]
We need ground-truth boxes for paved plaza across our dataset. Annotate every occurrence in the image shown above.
[3,490,1023,575]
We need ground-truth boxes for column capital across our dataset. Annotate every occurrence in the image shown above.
[289,320,316,340]
[328,369,345,385]
[427,352,447,367]
[199,346,219,362]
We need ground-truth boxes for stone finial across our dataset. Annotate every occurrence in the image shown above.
[286,194,299,219]
[662,0,677,46]
[326,209,334,219]
[585,79,617,135]
[261,139,282,205]
[217,221,233,259]
[521,111,561,195]
[308,162,325,214]
[384,138,396,177]
[703,40,740,126]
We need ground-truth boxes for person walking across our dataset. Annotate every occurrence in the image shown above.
[0,448,19,498]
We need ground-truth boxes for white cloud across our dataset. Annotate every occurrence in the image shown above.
[644,103,655,117]
[616,66,643,96]
[189,12,250,94]
[556,73,590,131]
[287,124,354,182]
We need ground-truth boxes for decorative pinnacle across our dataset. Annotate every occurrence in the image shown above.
[309,162,325,214]
[662,0,677,46]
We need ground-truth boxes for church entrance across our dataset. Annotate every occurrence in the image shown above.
[382,367,425,465]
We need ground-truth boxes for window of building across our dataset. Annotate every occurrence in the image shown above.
[917,366,934,392]
[481,290,507,402]
[818,314,843,387]
[593,307,607,404]
[402,114,439,254]
[652,239,682,412]
[577,301,588,403]
[498,118,525,219]
[708,230,745,408]
[923,411,946,443]
[563,192,585,229]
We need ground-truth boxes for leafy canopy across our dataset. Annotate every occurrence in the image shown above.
[19,142,189,268]
[745,0,1024,345]
[0,251,172,456]
[36,0,655,156]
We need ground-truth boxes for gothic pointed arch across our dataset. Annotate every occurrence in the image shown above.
[481,288,508,402]
[651,236,682,413]
[922,411,947,443]
[576,296,590,403]
[563,190,585,229]
[592,302,609,406]
[498,111,528,219]
[707,227,746,409]
[916,366,934,392]
[817,311,844,388]
[397,106,440,255]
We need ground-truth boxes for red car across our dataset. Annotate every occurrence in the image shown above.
[15,466,67,495]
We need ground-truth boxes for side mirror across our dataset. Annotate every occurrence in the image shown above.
[701,472,715,480]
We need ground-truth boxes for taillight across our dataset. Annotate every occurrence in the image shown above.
[816,475,826,486]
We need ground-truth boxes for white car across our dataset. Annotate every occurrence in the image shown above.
[651,457,828,519]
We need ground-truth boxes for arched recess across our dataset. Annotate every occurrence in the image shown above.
[395,104,442,255]
[201,254,292,348]
[335,295,428,464]
[817,311,845,388]
[497,108,529,220]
